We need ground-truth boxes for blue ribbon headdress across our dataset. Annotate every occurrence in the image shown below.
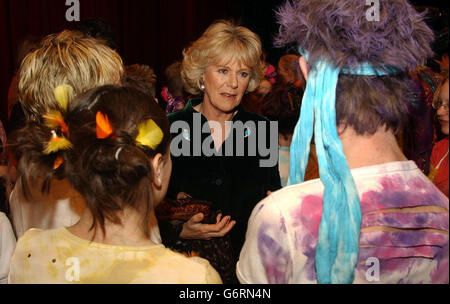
[288,47,399,284]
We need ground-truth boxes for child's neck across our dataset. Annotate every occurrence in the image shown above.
[339,126,407,169]
[67,207,156,247]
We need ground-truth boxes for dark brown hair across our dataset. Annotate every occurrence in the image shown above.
[336,73,416,135]
[11,85,171,237]
[276,0,434,136]
[164,61,185,97]
[122,64,157,98]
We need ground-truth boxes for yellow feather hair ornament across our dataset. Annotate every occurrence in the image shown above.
[42,85,73,137]
[136,119,164,150]
[43,131,73,155]
[53,84,73,111]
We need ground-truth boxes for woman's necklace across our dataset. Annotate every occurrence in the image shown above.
[429,148,449,182]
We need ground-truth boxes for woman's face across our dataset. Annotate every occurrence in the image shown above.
[437,80,449,135]
[203,58,251,114]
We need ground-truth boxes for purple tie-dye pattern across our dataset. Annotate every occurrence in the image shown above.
[360,230,448,247]
[360,175,448,214]
[355,258,436,284]
[431,242,449,283]
[257,223,293,284]
[356,175,448,283]
[291,195,323,281]
[362,213,449,231]
[280,217,287,234]
[248,169,448,284]
[359,246,442,261]
[278,173,449,283]
[254,204,265,217]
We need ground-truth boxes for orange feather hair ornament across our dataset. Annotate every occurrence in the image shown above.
[96,111,114,139]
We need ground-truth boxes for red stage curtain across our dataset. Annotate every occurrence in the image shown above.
[0,0,237,126]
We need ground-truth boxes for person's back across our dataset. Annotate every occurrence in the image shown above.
[238,0,449,284]
[9,86,221,284]
[9,178,84,238]
[9,227,220,284]
[238,161,449,283]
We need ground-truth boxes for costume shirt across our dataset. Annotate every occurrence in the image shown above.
[166,98,282,259]
[0,212,16,284]
[237,161,449,284]
[8,227,222,284]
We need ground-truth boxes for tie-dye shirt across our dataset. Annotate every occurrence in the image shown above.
[8,227,222,284]
[237,161,449,284]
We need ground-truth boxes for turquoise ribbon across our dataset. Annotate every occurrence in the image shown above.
[288,48,398,284]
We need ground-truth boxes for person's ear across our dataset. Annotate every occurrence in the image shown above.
[151,153,164,188]
[299,56,309,82]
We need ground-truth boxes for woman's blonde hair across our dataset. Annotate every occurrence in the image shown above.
[181,20,264,95]
[18,30,124,120]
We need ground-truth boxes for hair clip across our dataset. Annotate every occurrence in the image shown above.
[115,147,123,161]
[96,111,114,139]
[135,119,164,150]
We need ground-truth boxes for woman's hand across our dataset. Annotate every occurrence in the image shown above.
[180,213,236,240]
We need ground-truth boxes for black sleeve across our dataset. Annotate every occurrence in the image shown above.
[158,220,184,249]
[6,103,26,137]
[268,162,282,192]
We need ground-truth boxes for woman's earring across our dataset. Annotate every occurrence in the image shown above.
[199,76,206,91]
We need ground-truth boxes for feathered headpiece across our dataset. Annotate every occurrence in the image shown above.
[95,111,164,151]
[43,85,74,169]
[136,119,164,150]
[275,0,434,284]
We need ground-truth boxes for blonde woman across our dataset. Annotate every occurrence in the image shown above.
[161,20,281,283]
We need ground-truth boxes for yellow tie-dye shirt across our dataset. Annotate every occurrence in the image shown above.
[8,227,222,284]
